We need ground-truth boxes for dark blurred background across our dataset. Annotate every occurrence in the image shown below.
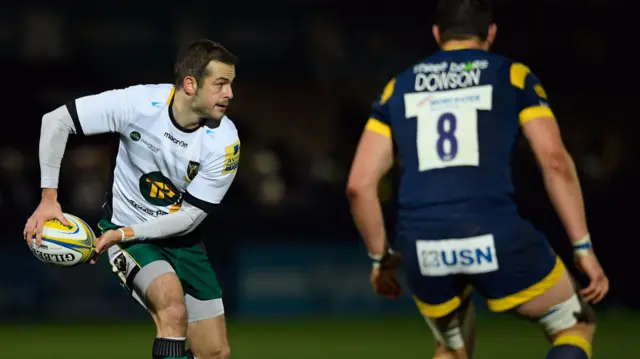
[0,1,638,358]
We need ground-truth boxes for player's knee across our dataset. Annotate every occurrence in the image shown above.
[195,343,230,359]
[156,301,188,330]
[539,294,596,341]
[145,272,187,329]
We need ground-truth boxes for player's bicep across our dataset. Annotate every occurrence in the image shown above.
[347,128,394,192]
[522,116,568,169]
[70,86,138,136]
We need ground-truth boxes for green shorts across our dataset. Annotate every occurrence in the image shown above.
[98,218,222,302]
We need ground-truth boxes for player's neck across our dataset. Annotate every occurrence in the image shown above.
[441,40,487,51]
[171,91,203,130]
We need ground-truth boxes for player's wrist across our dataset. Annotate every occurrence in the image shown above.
[117,227,135,242]
[368,251,385,269]
[368,248,401,269]
[572,233,593,257]
[41,188,58,201]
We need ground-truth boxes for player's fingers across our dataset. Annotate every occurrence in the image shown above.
[95,237,105,254]
[579,282,597,302]
[598,278,610,302]
[34,220,44,246]
[24,219,35,241]
[580,288,596,303]
[57,214,70,226]
[24,218,36,241]
[592,277,609,304]
[388,278,401,299]
[89,250,99,265]
[378,273,400,299]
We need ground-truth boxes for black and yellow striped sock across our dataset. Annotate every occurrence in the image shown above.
[546,334,592,359]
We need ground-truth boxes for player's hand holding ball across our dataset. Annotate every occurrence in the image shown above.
[23,189,70,245]
[24,189,97,268]
[369,248,402,299]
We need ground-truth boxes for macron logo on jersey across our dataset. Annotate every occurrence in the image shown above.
[164,132,188,148]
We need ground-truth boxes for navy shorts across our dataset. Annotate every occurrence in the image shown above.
[395,214,564,318]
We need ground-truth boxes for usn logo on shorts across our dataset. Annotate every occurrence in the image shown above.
[416,234,499,277]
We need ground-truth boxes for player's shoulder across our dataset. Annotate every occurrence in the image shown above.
[120,83,175,113]
[501,58,542,90]
[200,116,240,152]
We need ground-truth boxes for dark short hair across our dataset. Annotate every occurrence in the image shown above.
[173,39,238,89]
[435,0,494,43]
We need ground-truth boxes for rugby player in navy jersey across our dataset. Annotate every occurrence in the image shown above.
[346,1,608,358]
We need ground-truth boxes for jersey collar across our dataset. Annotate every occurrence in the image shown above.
[168,89,205,134]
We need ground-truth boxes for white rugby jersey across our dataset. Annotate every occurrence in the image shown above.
[69,84,239,226]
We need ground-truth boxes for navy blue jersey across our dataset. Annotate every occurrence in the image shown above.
[367,49,554,224]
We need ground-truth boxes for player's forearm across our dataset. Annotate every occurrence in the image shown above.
[347,188,387,255]
[541,151,589,243]
[120,203,207,241]
[39,106,77,189]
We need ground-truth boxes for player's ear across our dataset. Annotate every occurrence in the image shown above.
[182,76,198,96]
[432,25,441,46]
[486,24,497,48]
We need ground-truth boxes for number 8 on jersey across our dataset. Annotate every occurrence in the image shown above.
[405,85,493,171]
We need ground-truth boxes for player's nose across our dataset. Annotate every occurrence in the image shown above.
[225,85,233,99]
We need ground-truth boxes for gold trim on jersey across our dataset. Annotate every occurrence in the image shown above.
[380,78,396,105]
[519,105,555,125]
[487,257,565,312]
[413,285,473,318]
[167,87,175,104]
[510,63,530,90]
[534,84,548,99]
[365,118,392,138]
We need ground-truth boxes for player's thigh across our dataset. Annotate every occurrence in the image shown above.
[172,243,223,307]
[516,270,596,343]
[108,243,186,320]
[187,308,229,359]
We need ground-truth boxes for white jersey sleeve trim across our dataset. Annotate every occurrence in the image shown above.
[40,105,77,188]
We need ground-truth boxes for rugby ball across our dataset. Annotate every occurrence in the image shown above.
[28,213,97,268]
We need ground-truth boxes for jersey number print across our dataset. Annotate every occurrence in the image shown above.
[404,85,493,171]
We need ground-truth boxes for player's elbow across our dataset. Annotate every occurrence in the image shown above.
[538,149,575,180]
[346,178,377,199]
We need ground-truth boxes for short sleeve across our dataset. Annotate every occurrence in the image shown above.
[69,85,148,136]
[183,139,240,212]
[510,63,555,125]
[364,78,395,138]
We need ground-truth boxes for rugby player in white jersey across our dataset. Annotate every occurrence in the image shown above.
[24,39,240,359]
